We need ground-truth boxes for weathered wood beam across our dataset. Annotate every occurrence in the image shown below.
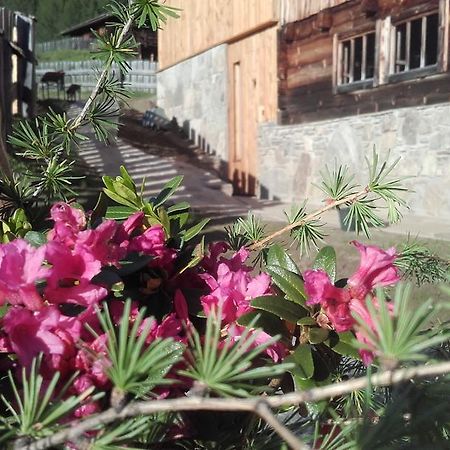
[315,10,333,31]
[361,0,379,16]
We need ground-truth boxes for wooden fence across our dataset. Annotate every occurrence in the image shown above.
[36,60,158,93]
[36,37,95,53]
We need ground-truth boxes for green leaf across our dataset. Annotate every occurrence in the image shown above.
[157,207,171,237]
[105,205,138,220]
[286,344,314,380]
[24,231,47,247]
[92,268,123,289]
[297,317,317,326]
[112,180,138,203]
[183,218,210,242]
[102,175,115,192]
[313,246,337,283]
[104,188,138,209]
[118,253,153,276]
[168,201,190,214]
[330,332,361,360]
[237,310,289,337]
[308,327,330,344]
[91,192,109,225]
[251,295,308,322]
[119,166,136,191]
[266,265,307,306]
[152,175,183,208]
[266,244,300,274]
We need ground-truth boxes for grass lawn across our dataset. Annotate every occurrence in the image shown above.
[37,49,93,62]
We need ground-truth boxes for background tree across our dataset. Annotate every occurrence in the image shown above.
[0,0,122,41]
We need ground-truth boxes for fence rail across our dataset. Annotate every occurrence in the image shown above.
[36,37,95,53]
[36,60,158,93]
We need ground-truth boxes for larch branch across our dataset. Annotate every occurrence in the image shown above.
[23,361,450,450]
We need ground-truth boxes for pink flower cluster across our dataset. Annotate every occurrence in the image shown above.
[0,203,181,416]
[200,243,286,362]
[304,241,400,365]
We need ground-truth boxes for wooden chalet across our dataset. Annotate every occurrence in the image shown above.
[61,13,158,61]
[158,1,450,221]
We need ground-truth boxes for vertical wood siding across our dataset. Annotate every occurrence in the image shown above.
[158,0,278,69]
[227,26,278,195]
[278,0,351,24]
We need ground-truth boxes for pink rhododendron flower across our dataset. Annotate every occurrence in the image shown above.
[228,324,286,363]
[75,220,126,267]
[304,241,400,364]
[129,224,176,269]
[0,239,49,310]
[45,242,107,307]
[75,333,110,388]
[48,202,86,247]
[2,305,81,376]
[201,262,271,324]
[199,244,283,361]
[347,241,400,298]
[304,269,353,332]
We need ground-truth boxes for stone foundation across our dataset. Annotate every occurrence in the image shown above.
[258,103,450,219]
[157,45,228,165]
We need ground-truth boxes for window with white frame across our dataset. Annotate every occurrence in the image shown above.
[334,3,448,92]
[338,31,376,86]
[392,12,439,74]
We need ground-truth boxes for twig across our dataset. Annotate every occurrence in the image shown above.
[23,361,450,450]
[249,188,369,251]
[70,1,135,130]
[255,401,311,450]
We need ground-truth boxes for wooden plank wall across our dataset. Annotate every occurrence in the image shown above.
[279,0,450,124]
[158,0,277,70]
[228,26,278,195]
[278,0,351,24]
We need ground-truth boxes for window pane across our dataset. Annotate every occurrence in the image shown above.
[354,36,363,81]
[410,17,422,69]
[426,13,439,66]
[342,40,351,83]
[366,32,375,79]
[396,22,407,72]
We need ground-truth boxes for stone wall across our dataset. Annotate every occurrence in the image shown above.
[258,103,450,219]
[157,45,228,167]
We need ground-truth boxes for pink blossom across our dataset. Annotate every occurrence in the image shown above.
[347,241,400,297]
[201,241,229,276]
[48,202,86,247]
[304,270,353,332]
[45,242,107,307]
[121,211,145,236]
[129,225,176,269]
[228,324,286,363]
[2,305,81,375]
[75,220,125,267]
[75,334,110,388]
[72,375,101,418]
[0,239,49,310]
[303,242,400,364]
[200,247,272,323]
[199,247,284,361]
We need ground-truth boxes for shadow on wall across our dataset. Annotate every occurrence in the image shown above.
[182,118,278,200]
[143,109,277,200]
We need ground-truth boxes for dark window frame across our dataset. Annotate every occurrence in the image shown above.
[389,11,440,82]
[336,30,377,91]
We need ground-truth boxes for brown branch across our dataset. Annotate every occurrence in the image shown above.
[249,188,369,251]
[23,361,450,450]
[255,401,311,450]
